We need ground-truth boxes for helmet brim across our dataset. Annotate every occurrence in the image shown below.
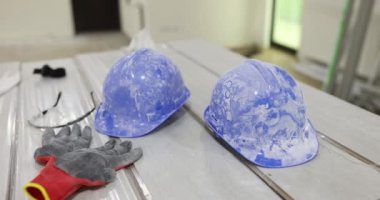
[95,88,190,138]
[204,106,319,168]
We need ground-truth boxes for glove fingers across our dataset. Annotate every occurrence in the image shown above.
[104,139,116,149]
[114,141,132,154]
[71,123,81,138]
[96,139,116,152]
[81,126,92,142]
[42,128,55,145]
[99,140,132,155]
[57,126,70,137]
[111,148,143,170]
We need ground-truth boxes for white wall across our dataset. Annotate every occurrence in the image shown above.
[0,0,74,42]
[299,0,380,78]
[119,0,272,49]
[0,0,272,49]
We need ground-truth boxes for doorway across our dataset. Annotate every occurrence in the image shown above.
[72,0,121,33]
[271,0,303,52]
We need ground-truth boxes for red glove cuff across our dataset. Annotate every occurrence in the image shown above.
[24,157,105,200]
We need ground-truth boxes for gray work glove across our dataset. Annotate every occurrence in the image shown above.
[57,139,143,182]
[24,139,143,200]
[34,124,92,164]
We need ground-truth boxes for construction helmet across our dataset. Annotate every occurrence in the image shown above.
[204,59,319,168]
[95,48,190,137]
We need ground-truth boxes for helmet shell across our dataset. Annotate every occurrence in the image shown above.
[95,48,190,137]
[204,59,319,168]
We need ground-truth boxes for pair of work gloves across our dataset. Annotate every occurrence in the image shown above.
[24,124,143,200]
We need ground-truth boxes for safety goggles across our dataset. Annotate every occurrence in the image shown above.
[28,91,96,129]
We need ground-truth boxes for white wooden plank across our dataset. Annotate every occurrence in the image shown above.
[76,51,152,200]
[0,62,19,199]
[0,62,20,96]
[167,39,380,165]
[299,83,380,165]
[158,46,380,200]
[13,58,140,200]
[133,111,281,200]
[75,51,281,200]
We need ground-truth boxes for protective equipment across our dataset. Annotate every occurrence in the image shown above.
[28,92,96,129]
[33,64,66,78]
[95,48,190,137]
[204,59,319,168]
[34,124,92,164]
[24,139,143,200]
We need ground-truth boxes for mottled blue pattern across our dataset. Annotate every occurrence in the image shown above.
[95,49,190,137]
[204,59,319,168]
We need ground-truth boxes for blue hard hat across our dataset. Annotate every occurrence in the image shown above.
[95,48,190,137]
[204,59,319,168]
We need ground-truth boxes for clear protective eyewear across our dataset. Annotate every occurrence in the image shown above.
[28,91,96,129]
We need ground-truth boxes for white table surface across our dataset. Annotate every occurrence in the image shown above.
[1,39,379,200]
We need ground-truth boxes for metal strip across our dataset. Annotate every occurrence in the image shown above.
[318,131,380,172]
[6,87,20,200]
[167,43,380,171]
[337,0,375,99]
[127,166,152,200]
[183,105,294,200]
[111,138,150,200]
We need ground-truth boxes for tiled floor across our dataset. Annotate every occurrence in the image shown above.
[250,48,323,89]
[0,32,130,62]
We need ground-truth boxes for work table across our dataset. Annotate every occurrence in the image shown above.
[1,39,379,200]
